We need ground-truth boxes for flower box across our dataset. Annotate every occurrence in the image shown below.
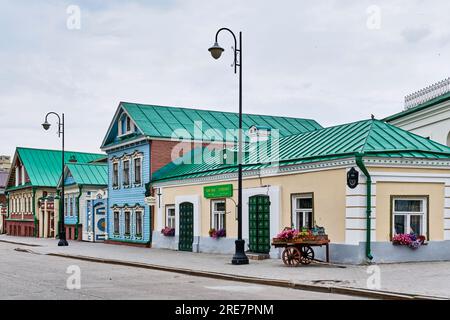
[392,233,426,249]
[161,227,175,237]
[209,228,226,239]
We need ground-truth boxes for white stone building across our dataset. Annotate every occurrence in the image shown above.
[384,78,450,146]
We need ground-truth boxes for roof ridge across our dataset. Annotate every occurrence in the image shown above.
[120,101,319,122]
[17,146,104,156]
[278,118,372,141]
[360,119,377,153]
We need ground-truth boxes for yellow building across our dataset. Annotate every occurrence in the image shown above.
[151,119,450,264]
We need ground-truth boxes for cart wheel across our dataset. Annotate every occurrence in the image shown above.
[300,246,314,265]
[282,246,301,267]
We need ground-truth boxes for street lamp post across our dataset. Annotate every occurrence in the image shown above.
[209,28,249,265]
[42,112,68,247]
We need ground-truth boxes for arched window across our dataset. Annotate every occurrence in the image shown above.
[447,132,450,147]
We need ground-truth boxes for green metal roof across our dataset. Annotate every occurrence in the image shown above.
[384,91,450,122]
[64,163,108,186]
[102,102,323,148]
[7,148,105,189]
[152,119,450,183]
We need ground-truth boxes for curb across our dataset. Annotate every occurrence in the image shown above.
[0,239,42,247]
[47,252,448,300]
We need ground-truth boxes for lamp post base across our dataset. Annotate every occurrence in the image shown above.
[58,231,69,246]
[231,239,249,265]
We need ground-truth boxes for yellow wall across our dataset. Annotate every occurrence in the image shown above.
[159,168,347,242]
[376,182,445,241]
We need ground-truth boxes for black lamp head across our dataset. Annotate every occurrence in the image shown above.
[208,42,224,59]
[42,121,51,131]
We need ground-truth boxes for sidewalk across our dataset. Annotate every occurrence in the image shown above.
[1,235,449,299]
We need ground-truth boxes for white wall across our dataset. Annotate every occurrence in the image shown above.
[388,100,450,146]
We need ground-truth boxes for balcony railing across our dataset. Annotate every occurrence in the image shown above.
[404,77,450,110]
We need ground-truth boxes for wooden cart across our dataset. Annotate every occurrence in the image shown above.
[272,237,330,266]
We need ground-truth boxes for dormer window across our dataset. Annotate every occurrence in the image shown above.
[118,114,135,137]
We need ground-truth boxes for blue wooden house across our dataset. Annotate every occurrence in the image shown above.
[58,162,108,242]
[100,102,322,247]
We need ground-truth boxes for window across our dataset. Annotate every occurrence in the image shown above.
[211,200,226,230]
[166,205,175,229]
[74,196,78,217]
[134,157,142,185]
[126,117,131,132]
[123,160,130,187]
[68,197,72,217]
[113,162,119,187]
[135,211,143,236]
[113,211,120,234]
[292,194,313,230]
[64,197,68,217]
[119,115,133,136]
[392,197,427,237]
[124,211,131,235]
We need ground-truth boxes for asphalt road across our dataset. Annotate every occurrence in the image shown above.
[0,242,364,300]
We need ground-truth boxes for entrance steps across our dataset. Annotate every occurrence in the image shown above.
[246,252,270,260]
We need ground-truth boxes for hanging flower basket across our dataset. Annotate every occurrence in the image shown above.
[209,228,226,239]
[161,227,175,237]
[392,233,426,249]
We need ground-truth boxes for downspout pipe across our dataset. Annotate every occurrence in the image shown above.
[75,185,83,240]
[32,188,37,237]
[355,153,373,261]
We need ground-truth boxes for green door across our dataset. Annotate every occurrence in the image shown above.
[178,202,194,252]
[249,195,271,253]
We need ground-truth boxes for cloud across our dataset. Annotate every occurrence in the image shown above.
[1,0,450,157]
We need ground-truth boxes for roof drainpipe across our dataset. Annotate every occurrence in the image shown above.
[75,185,83,241]
[355,153,374,262]
[32,188,37,237]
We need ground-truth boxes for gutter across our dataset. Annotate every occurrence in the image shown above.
[75,185,83,240]
[355,153,373,261]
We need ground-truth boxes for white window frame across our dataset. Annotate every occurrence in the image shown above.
[112,159,120,189]
[292,194,313,230]
[135,209,143,237]
[113,210,120,234]
[211,199,226,231]
[124,210,131,235]
[122,158,131,188]
[133,154,143,186]
[118,114,134,137]
[166,205,175,229]
[392,197,427,236]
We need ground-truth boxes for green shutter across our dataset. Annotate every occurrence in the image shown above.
[178,202,194,252]
[248,195,271,253]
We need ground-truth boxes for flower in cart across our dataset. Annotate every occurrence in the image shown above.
[276,228,299,240]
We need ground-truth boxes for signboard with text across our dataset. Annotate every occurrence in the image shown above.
[203,184,233,199]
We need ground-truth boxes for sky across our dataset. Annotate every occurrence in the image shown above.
[1,0,450,156]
